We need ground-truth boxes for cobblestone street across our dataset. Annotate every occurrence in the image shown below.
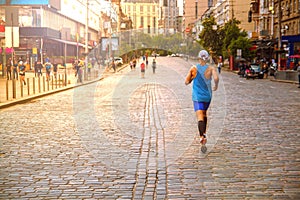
[0,57,299,199]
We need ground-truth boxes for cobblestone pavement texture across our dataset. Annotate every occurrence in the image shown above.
[0,57,299,199]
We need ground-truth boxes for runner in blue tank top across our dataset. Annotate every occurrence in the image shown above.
[185,50,219,146]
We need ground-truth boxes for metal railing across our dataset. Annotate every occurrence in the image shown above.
[0,67,101,103]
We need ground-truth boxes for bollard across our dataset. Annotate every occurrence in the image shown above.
[20,82,23,97]
[52,75,54,90]
[56,75,58,88]
[43,76,45,92]
[62,75,65,87]
[59,74,61,87]
[65,73,67,86]
[33,77,35,95]
[13,79,16,99]
[47,77,49,91]
[6,80,9,100]
[38,76,41,93]
[27,77,30,95]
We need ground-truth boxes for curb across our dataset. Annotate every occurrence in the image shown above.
[222,67,298,85]
[270,79,298,84]
[0,77,104,110]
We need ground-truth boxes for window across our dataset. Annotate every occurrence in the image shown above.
[140,16,144,28]
[140,5,143,13]
[18,7,42,27]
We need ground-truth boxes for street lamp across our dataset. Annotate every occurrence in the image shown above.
[84,0,89,80]
[85,0,88,56]
[277,0,282,70]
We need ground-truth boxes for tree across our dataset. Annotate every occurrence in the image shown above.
[198,16,224,59]
[228,36,254,59]
[222,18,248,59]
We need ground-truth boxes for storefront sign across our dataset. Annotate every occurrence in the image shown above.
[32,47,37,54]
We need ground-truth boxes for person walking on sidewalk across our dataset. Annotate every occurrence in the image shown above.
[53,61,58,79]
[217,59,222,74]
[6,58,12,80]
[75,60,83,83]
[12,59,18,80]
[35,60,43,77]
[111,60,116,73]
[185,50,219,148]
[44,61,52,81]
[140,62,146,78]
[152,58,156,74]
[18,61,26,85]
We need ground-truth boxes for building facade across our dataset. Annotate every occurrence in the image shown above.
[184,0,209,33]
[250,0,300,67]
[121,0,160,34]
[274,0,300,57]
[0,0,102,70]
[121,0,179,34]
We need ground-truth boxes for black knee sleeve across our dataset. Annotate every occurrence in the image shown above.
[198,120,205,137]
[204,117,207,133]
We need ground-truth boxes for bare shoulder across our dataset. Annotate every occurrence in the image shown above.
[191,65,197,75]
[190,65,197,70]
[204,65,216,78]
[208,65,216,71]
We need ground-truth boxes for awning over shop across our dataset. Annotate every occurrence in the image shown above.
[48,38,92,49]
[282,34,300,43]
[252,38,277,50]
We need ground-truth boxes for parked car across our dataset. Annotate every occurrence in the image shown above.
[114,57,123,66]
[249,63,264,79]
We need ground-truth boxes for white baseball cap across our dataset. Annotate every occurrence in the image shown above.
[198,50,209,61]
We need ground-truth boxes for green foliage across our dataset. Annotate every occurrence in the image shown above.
[199,16,224,57]
[228,36,254,59]
[199,17,253,60]
[116,30,201,58]
[222,19,248,59]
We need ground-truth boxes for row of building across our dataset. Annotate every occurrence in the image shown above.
[192,0,300,68]
[0,0,299,70]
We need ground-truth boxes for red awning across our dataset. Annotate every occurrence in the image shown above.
[0,25,5,32]
[250,45,257,51]
[289,55,300,58]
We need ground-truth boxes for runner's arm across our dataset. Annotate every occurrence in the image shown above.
[185,66,197,85]
[211,67,219,91]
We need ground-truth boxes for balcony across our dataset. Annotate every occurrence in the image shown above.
[260,30,269,37]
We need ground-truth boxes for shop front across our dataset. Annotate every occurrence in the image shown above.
[282,34,300,70]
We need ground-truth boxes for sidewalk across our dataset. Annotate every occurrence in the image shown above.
[0,64,127,109]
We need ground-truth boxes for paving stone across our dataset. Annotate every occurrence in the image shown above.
[0,58,299,199]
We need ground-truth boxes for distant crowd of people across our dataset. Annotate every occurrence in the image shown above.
[2,56,99,85]
[129,52,157,78]
[5,57,29,85]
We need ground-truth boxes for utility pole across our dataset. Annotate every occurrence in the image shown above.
[270,0,274,38]
[278,0,282,70]
[85,0,88,55]
[231,0,234,20]
[85,0,89,80]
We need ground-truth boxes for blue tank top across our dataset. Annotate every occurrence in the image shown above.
[192,64,212,102]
